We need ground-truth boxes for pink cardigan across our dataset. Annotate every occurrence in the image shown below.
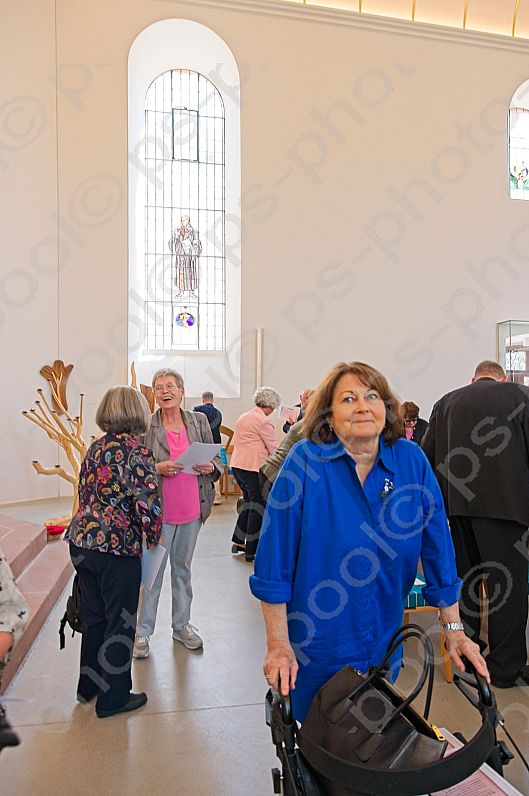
[230,406,278,472]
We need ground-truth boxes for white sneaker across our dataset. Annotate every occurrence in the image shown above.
[133,635,150,658]
[172,623,203,650]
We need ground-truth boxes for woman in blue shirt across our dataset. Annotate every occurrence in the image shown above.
[250,362,489,722]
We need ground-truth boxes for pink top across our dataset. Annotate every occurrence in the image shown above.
[163,427,201,524]
[230,406,278,472]
[405,427,414,441]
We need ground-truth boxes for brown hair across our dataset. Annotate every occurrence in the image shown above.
[473,360,505,380]
[402,401,420,419]
[303,362,403,445]
[96,386,152,436]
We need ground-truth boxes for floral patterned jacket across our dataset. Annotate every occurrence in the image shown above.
[65,433,162,557]
[0,550,28,678]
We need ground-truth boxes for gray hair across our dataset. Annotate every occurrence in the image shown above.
[202,391,214,401]
[474,360,505,380]
[152,368,184,389]
[253,386,281,410]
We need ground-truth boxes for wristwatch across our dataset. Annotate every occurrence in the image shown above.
[441,621,465,632]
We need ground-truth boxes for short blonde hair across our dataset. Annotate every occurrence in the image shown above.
[96,386,152,435]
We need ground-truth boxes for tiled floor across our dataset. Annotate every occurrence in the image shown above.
[1,497,528,795]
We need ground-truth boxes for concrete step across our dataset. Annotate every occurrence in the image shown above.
[0,515,47,579]
[1,539,73,692]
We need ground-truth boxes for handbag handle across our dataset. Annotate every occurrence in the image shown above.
[343,623,435,734]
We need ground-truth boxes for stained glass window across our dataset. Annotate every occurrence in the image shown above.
[509,108,529,200]
[144,69,225,350]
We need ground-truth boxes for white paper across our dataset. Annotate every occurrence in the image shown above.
[174,442,221,474]
[427,728,523,796]
[141,543,168,591]
[279,405,298,421]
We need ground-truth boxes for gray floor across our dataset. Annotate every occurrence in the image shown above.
[1,498,528,795]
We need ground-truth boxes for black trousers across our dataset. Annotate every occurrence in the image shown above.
[70,544,141,711]
[449,516,529,682]
[231,467,265,557]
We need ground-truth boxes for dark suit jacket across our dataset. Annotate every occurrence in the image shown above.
[421,378,529,526]
[410,417,428,445]
[192,403,222,444]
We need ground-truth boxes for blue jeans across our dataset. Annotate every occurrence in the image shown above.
[136,519,202,636]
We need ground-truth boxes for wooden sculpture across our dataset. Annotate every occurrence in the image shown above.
[130,361,155,412]
[39,360,73,413]
[22,367,87,518]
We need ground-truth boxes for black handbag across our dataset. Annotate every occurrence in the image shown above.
[297,624,497,795]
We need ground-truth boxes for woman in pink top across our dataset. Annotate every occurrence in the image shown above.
[231,387,281,561]
[133,369,223,660]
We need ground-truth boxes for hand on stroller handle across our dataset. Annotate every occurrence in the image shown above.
[263,643,298,696]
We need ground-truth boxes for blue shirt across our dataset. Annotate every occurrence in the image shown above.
[249,435,461,722]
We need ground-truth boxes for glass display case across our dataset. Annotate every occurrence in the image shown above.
[497,320,529,384]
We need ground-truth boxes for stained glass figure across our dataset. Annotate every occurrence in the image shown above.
[509,108,529,200]
[169,216,202,298]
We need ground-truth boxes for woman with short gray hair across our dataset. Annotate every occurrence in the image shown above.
[230,386,281,561]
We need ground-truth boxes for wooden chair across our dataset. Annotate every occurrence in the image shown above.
[219,425,242,497]
[404,575,452,683]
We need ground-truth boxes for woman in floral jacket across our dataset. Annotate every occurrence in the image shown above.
[0,551,28,685]
[66,386,162,719]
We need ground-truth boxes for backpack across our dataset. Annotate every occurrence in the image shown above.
[59,574,83,649]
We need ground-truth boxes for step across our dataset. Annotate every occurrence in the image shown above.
[0,514,47,580]
[1,539,73,693]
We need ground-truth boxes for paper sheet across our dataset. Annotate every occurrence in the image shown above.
[279,405,298,422]
[141,543,168,591]
[174,442,221,474]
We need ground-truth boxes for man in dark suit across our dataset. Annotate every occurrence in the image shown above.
[422,361,529,688]
[421,360,529,688]
[193,391,223,505]
[193,391,222,444]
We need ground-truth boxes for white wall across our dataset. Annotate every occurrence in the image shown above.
[0,0,59,502]
[3,0,529,502]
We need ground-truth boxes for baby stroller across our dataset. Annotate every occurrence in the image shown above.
[266,641,518,795]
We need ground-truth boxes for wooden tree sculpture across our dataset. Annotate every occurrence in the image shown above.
[130,361,155,412]
[22,362,87,517]
[39,360,73,413]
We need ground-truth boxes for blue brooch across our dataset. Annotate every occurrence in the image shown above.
[380,478,394,501]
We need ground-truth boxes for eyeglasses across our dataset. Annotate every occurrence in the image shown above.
[154,385,182,394]
[404,418,418,425]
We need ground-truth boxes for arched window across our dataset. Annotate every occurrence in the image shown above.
[145,69,225,350]
[509,80,529,200]
[128,20,241,397]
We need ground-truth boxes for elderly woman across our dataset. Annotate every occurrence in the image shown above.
[133,369,223,659]
[402,400,429,445]
[250,362,489,723]
[66,386,162,718]
[230,386,281,562]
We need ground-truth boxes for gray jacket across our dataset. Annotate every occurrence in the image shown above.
[145,409,223,524]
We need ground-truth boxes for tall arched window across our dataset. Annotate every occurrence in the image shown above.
[509,80,529,200]
[145,70,225,350]
[128,20,241,397]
